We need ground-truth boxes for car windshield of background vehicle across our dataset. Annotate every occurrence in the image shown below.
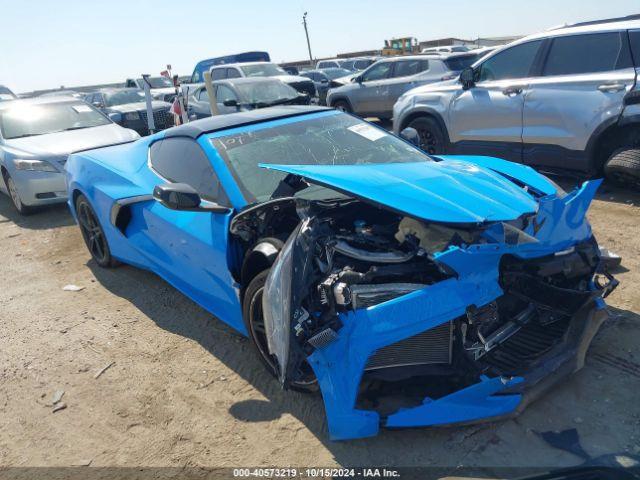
[477,40,542,81]
[444,54,482,71]
[143,77,173,88]
[0,101,111,139]
[210,112,431,203]
[542,32,632,76]
[105,90,146,106]
[240,63,287,77]
[235,81,298,105]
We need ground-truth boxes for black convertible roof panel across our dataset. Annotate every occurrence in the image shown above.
[164,106,332,139]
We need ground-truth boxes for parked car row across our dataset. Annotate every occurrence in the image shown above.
[391,17,640,184]
[326,50,489,119]
[2,14,639,223]
[186,78,310,119]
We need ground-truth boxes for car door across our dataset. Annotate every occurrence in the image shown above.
[349,61,393,115]
[447,40,544,162]
[380,59,431,116]
[522,31,637,172]
[125,137,242,329]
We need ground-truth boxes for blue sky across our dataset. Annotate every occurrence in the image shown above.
[1,0,637,92]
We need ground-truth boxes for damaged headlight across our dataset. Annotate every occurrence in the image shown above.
[13,159,58,172]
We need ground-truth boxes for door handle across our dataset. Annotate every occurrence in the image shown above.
[502,86,523,96]
[598,83,626,92]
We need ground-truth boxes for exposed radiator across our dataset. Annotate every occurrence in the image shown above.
[365,321,452,371]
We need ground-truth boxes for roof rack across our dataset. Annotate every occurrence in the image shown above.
[550,13,640,30]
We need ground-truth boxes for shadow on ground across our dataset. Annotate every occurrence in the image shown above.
[0,196,75,230]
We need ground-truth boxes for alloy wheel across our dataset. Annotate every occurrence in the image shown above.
[6,176,23,211]
[416,127,441,155]
[77,201,109,264]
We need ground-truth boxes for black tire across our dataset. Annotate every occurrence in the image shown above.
[242,269,318,393]
[407,116,446,155]
[2,171,35,216]
[604,148,640,189]
[332,99,352,113]
[75,194,119,268]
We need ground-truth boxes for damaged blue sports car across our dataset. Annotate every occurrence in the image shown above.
[65,106,618,440]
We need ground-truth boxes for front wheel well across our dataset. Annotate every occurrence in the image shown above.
[399,111,450,145]
[328,96,352,109]
[239,237,285,296]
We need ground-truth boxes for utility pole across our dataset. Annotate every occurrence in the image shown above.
[302,12,313,66]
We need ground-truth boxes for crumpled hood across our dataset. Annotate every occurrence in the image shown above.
[4,123,139,156]
[260,159,543,224]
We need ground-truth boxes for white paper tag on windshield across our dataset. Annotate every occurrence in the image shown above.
[72,105,92,113]
[348,123,386,141]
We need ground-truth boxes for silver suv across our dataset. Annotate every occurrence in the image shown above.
[393,16,640,185]
[327,52,486,120]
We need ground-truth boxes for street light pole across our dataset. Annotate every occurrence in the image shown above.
[302,12,313,66]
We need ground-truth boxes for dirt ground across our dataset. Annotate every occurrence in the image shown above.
[0,179,639,478]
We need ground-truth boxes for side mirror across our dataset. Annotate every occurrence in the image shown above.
[223,99,239,107]
[399,127,421,148]
[355,75,363,84]
[92,101,104,108]
[153,183,230,213]
[320,78,329,84]
[460,67,476,90]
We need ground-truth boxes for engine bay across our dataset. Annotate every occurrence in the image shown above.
[231,195,613,402]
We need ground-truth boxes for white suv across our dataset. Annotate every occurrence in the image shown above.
[393,15,640,186]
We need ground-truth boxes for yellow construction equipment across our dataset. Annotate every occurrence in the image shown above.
[382,37,419,56]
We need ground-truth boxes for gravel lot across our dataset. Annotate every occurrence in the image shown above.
[0,179,639,477]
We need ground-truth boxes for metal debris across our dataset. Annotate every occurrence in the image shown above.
[94,361,115,379]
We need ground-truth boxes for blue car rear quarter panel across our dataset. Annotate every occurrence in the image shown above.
[307,179,604,440]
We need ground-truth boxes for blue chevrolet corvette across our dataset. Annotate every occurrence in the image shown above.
[66,106,618,440]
